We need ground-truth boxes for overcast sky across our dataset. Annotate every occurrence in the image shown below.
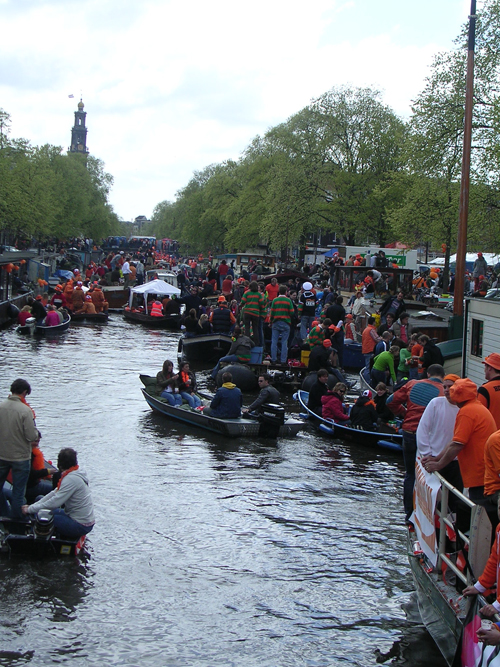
[1,0,474,222]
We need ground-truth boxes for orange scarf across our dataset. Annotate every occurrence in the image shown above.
[57,465,79,489]
[180,371,191,386]
[20,396,36,420]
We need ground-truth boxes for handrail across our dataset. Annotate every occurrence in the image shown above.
[434,472,476,581]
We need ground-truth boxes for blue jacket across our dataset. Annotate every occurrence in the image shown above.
[210,383,242,418]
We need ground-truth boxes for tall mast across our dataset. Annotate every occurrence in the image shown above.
[453,0,476,317]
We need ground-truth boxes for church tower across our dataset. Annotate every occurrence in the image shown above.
[69,99,89,154]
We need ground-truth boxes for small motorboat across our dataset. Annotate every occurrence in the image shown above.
[177,333,233,363]
[295,389,402,452]
[0,512,86,558]
[123,309,181,329]
[35,314,71,336]
[71,311,109,324]
[16,316,37,335]
[140,375,303,438]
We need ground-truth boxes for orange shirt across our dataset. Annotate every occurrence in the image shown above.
[484,430,500,495]
[454,399,497,488]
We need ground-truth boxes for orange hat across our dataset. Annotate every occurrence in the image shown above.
[478,252,483,257]
[483,353,500,372]
[35,295,43,301]
[345,314,353,320]
[55,285,63,292]
[311,320,319,327]
[479,275,485,280]
[449,378,478,403]
[218,298,227,304]
[443,374,460,382]
[323,339,332,348]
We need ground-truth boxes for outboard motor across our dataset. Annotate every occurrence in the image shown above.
[25,316,36,336]
[258,403,285,439]
[34,510,55,540]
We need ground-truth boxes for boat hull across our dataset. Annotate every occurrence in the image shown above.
[141,384,302,438]
[0,518,86,558]
[296,389,402,452]
[71,312,109,323]
[123,310,181,329]
[178,334,233,362]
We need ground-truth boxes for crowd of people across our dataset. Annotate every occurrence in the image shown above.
[0,379,95,540]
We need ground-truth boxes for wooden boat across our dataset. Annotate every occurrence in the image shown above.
[0,514,86,558]
[71,311,109,324]
[178,333,233,363]
[140,375,303,438]
[295,389,402,452]
[123,309,181,329]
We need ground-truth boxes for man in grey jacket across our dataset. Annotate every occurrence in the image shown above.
[0,378,39,519]
[23,448,95,539]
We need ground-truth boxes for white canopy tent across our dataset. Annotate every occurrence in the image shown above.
[428,252,500,267]
[128,279,181,309]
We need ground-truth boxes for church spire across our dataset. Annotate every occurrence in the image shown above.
[69,99,89,154]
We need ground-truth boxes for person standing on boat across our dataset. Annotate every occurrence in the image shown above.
[361,316,381,369]
[203,372,242,418]
[422,378,497,509]
[388,364,445,523]
[0,379,39,519]
[240,281,266,346]
[463,523,500,620]
[371,346,399,386]
[472,252,488,291]
[416,374,463,495]
[242,374,281,417]
[209,298,236,335]
[269,285,294,364]
[379,291,406,324]
[22,448,95,540]
[478,353,500,429]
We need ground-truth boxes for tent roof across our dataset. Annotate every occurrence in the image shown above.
[428,252,500,266]
[130,279,181,296]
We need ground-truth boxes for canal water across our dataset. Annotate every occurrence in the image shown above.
[0,319,446,666]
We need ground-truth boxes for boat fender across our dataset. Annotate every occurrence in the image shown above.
[318,423,335,436]
[215,364,258,391]
[377,439,402,452]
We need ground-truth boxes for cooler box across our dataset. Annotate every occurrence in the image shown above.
[342,342,364,369]
[250,346,264,363]
[301,350,311,367]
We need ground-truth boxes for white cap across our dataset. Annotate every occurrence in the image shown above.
[303,282,313,291]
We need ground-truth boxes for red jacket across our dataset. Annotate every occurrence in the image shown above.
[387,377,444,432]
[321,392,350,422]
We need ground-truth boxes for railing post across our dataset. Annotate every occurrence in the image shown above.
[437,485,449,573]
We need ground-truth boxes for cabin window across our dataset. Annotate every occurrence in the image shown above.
[471,319,483,358]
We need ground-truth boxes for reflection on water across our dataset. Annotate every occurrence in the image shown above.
[0,321,447,666]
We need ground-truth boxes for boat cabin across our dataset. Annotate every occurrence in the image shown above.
[462,296,500,382]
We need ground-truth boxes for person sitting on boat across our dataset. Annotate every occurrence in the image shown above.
[390,313,411,345]
[49,285,66,309]
[198,314,211,334]
[307,369,329,417]
[71,282,86,312]
[210,327,255,380]
[210,298,236,334]
[163,295,181,316]
[308,338,347,386]
[203,372,242,418]
[178,361,202,408]
[242,374,281,417]
[75,294,97,315]
[91,285,108,313]
[471,274,489,297]
[349,390,378,430]
[150,300,164,317]
[22,448,95,540]
[321,382,350,423]
[17,305,33,326]
[156,360,182,406]
[43,304,61,327]
[370,345,399,386]
[373,383,393,423]
[182,309,202,337]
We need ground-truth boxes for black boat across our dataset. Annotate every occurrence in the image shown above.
[123,309,182,329]
[295,389,402,452]
[16,315,71,336]
[141,375,303,438]
[0,512,86,558]
[177,333,233,363]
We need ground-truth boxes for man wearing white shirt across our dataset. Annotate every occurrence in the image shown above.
[417,374,463,515]
[121,256,132,288]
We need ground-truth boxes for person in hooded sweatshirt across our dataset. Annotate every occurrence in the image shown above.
[203,372,242,419]
[22,447,95,539]
[350,390,378,430]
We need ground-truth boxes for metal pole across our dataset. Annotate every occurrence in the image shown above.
[454,0,476,316]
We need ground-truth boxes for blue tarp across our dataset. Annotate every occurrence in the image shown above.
[323,248,339,258]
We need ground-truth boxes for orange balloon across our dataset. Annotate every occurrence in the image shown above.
[20,259,26,264]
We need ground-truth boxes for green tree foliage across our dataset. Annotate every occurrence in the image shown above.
[0,108,119,242]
